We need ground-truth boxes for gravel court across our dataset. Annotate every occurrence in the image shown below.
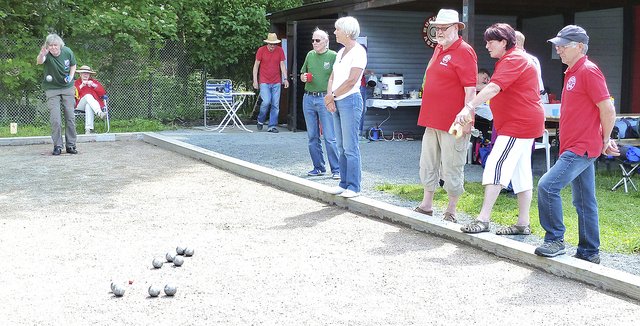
[0,141,638,325]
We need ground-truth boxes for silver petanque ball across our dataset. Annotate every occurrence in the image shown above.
[45,75,52,82]
[173,255,184,267]
[152,257,164,269]
[166,252,175,262]
[184,247,194,257]
[112,284,125,297]
[110,281,117,292]
[148,285,162,297]
[164,284,177,296]
[176,245,186,255]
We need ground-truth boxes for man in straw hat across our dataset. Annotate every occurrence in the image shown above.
[534,25,619,264]
[252,32,289,133]
[414,9,478,222]
[74,65,107,134]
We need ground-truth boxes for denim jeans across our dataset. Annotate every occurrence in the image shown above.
[538,151,600,256]
[359,85,367,136]
[303,93,340,173]
[333,92,363,192]
[258,83,281,128]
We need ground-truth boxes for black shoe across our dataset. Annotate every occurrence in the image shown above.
[257,122,264,131]
[573,252,600,264]
[52,146,62,156]
[66,146,78,154]
[267,127,279,133]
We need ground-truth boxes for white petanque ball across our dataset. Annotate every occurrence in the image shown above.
[166,252,175,262]
[148,285,162,297]
[112,284,125,297]
[164,284,177,296]
[173,255,184,267]
[176,245,185,255]
[184,247,194,257]
[152,257,164,269]
[46,75,52,82]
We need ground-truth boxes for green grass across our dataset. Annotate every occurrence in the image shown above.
[377,172,640,254]
[0,119,174,137]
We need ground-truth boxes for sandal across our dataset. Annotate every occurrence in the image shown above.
[496,224,531,235]
[442,212,457,223]
[460,220,490,233]
[413,207,433,216]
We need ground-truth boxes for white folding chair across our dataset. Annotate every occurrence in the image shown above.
[534,129,551,172]
[204,79,233,129]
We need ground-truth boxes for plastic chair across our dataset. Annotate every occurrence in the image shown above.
[74,95,110,133]
[534,129,551,172]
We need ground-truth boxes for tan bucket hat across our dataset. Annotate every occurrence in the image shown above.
[76,65,96,74]
[264,33,281,44]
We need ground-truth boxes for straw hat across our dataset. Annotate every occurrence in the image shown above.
[76,65,96,74]
[264,33,281,44]
[432,9,465,30]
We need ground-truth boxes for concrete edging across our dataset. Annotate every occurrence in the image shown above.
[141,131,640,302]
[0,132,143,146]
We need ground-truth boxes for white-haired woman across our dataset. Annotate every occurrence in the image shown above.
[324,16,367,198]
[74,65,107,134]
[37,33,78,155]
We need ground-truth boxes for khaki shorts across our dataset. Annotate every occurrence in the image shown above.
[419,128,470,196]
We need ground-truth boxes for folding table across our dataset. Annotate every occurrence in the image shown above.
[204,81,254,132]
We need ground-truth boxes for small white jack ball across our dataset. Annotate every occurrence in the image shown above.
[184,247,194,257]
[166,252,175,262]
[164,283,177,296]
[45,75,53,82]
[176,245,186,255]
[152,257,164,269]
[112,284,125,297]
[173,255,184,267]
[148,285,161,297]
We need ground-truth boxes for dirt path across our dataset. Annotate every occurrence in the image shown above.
[0,142,637,325]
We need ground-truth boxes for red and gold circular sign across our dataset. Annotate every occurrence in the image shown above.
[422,16,437,48]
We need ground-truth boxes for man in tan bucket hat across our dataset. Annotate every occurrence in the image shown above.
[252,32,289,133]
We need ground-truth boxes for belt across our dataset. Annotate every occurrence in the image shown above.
[305,91,326,96]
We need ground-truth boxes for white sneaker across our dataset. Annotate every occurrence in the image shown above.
[327,186,346,195]
[339,190,360,198]
[85,129,93,135]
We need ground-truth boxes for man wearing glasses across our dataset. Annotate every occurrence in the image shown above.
[414,9,478,222]
[299,28,340,179]
[253,33,289,133]
[535,25,619,264]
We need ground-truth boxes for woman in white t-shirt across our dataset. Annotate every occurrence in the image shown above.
[324,16,367,198]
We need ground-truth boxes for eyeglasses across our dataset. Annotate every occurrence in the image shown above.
[555,42,579,50]
[433,24,455,32]
[312,38,322,43]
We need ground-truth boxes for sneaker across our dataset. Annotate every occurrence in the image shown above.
[257,122,264,131]
[339,189,360,198]
[267,127,279,133]
[66,146,78,154]
[307,169,326,176]
[331,172,340,180]
[573,252,601,264]
[85,129,93,135]
[52,146,62,156]
[327,186,346,195]
[534,240,566,257]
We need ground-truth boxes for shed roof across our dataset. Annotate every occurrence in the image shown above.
[268,0,629,23]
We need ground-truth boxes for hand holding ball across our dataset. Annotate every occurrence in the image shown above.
[448,123,464,139]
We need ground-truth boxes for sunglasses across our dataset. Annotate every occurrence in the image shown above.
[312,38,322,43]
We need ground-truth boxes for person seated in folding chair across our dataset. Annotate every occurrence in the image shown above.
[74,65,106,134]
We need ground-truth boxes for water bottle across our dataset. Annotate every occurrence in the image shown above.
[224,80,231,93]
